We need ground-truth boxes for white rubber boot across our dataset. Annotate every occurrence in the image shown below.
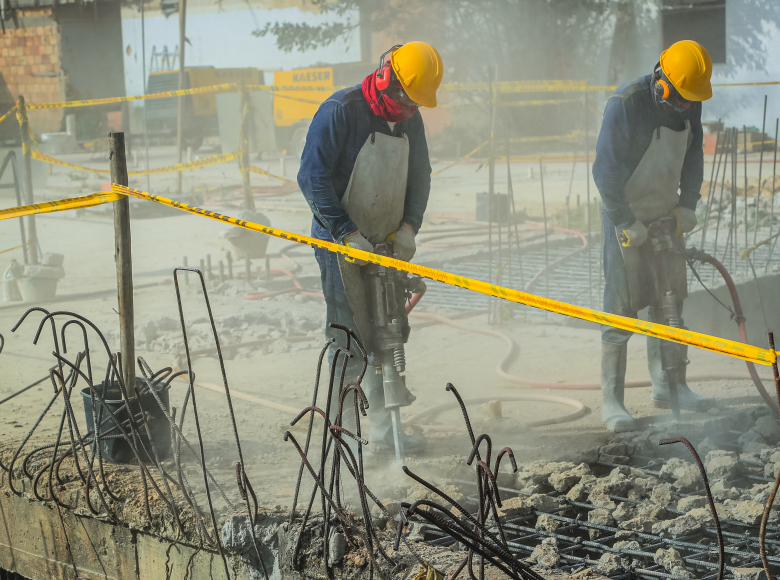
[647,338,714,411]
[601,341,637,432]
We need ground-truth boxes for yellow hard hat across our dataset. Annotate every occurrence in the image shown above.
[659,40,713,101]
[390,41,444,108]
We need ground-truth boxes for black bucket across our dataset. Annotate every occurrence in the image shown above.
[81,378,172,465]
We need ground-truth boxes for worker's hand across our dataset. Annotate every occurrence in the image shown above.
[672,206,697,236]
[620,220,648,248]
[343,231,373,265]
[386,222,417,261]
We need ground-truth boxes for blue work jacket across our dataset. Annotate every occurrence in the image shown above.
[297,85,432,243]
[592,74,704,231]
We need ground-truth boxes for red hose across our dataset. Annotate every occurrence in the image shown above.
[409,311,757,391]
[406,286,426,314]
[244,266,323,300]
[690,250,778,416]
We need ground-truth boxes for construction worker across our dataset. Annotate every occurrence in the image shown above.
[593,40,715,431]
[298,41,443,452]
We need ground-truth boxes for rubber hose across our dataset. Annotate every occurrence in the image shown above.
[410,312,772,391]
[689,249,778,416]
[403,394,587,428]
[524,224,588,292]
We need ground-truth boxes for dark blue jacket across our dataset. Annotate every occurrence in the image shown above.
[297,85,432,243]
[592,74,704,231]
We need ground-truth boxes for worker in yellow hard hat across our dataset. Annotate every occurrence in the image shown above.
[298,42,443,454]
[592,40,714,431]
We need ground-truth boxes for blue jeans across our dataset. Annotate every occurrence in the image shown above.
[312,219,366,376]
[601,210,684,345]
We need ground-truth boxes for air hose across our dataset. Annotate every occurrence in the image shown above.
[686,248,778,416]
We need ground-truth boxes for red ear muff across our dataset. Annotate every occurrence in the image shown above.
[375,44,403,92]
[376,63,392,91]
[655,79,670,100]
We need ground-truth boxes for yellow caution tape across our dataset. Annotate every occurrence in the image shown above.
[442,79,780,94]
[501,98,584,107]
[31,150,107,174]
[0,192,121,220]
[272,93,329,106]
[1,181,777,367]
[20,83,344,112]
[430,133,582,177]
[511,132,582,143]
[30,150,238,176]
[441,98,584,109]
[430,140,489,177]
[107,182,776,367]
[494,153,592,164]
[248,165,296,184]
[712,80,780,88]
[80,139,105,149]
[443,80,590,93]
[25,84,240,111]
[0,242,26,255]
[0,105,17,126]
[4,78,779,119]
[130,150,238,176]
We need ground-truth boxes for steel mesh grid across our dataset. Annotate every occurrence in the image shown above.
[414,456,780,580]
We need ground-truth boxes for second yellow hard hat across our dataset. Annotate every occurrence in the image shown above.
[390,41,444,108]
[660,40,713,102]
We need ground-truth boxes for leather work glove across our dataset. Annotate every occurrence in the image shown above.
[672,206,698,236]
[619,220,648,248]
[343,231,373,265]
[386,222,417,261]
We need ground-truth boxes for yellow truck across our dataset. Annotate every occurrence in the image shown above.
[146,67,262,150]
[273,62,372,157]
[146,62,371,155]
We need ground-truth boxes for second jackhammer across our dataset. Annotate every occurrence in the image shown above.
[621,216,687,419]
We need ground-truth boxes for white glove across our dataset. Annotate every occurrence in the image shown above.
[620,220,648,247]
[673,206,697,236]
[387,222,417,261]
[343,231,373,265]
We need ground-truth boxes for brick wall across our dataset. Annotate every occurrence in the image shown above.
[0,10,64,137]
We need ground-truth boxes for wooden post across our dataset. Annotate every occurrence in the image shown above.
[226,251,233,279]
[175,0,187,195]
[239,86,255,211]
[17,96,38,265]
[487,66,495,322]
[584,91,592,307]
[109,132,136,397]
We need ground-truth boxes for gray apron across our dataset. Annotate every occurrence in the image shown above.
[620,121,691,312]
[338,131,410,350]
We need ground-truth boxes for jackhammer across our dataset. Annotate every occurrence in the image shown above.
[362,242,426,462]
[621,216,686,419]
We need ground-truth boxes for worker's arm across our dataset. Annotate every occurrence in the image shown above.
[678,102,704,212]
[401,111,432,233]
[297,101,358,243]
[592,96,636,231]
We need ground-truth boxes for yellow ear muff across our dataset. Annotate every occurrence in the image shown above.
[655,78,670,100]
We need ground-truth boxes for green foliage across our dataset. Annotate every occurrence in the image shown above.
[252,20,356,53]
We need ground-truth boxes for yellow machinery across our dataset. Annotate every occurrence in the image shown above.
[273,62,372,157]
[147,63,371,154]
[146,67,262,150]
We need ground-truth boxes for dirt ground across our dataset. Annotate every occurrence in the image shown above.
[0,145,775,514]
